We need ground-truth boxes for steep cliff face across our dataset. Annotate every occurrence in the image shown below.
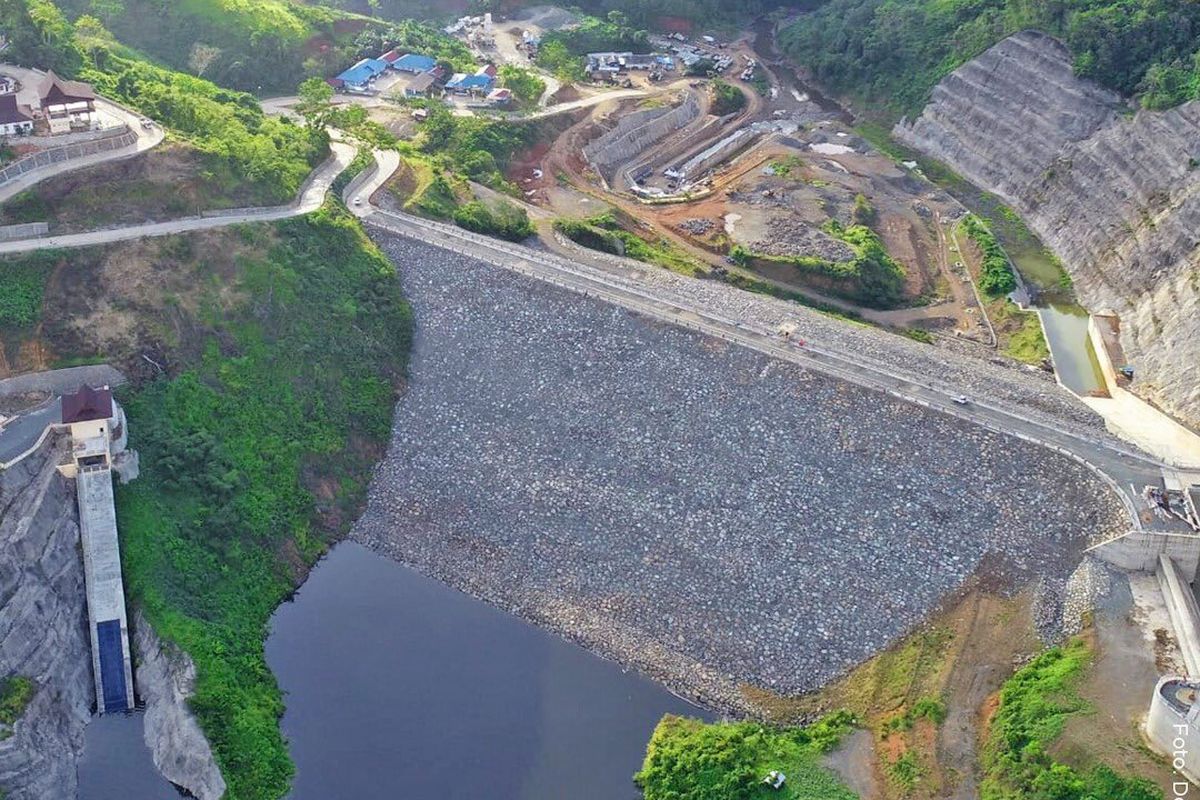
[895,30,1200,427]
[134,609,226,800]
[0,437,92,800]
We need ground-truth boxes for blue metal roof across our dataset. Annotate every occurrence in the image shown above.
[338,58,389,86]
[394,53,436,72]
[96,619,128,712]
[448,73,493,89]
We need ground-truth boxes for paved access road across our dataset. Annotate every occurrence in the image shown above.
[0,142,356,254]
[0,398,60,465]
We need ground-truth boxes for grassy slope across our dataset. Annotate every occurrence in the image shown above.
[115,206,410,799]
[636,713,858,800]
[0,206,411,800]
[0,144,291,233]
[981,637,1158,800]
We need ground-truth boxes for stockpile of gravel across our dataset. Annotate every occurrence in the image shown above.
[352,235,1127,712]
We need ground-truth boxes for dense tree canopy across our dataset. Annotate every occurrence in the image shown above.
[782,0,1200,115]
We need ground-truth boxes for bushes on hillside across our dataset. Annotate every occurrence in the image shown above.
[710,79,746,115]
[82,55,325,201]
[782,0,1200,115]
[961,215,1017,296]
[116,204,412,800]
[498,65,546,107]
[453,199,534,241]
[981,639,1158,800]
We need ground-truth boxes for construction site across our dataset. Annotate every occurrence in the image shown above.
[367,9,1011,342]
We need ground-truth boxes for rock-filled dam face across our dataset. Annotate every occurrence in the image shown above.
[352,234,1126,711]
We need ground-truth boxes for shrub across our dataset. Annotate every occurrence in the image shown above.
[710,79,746,115]
[961,215,1017,296]
[453,199,534,241]
[635,713,857,800]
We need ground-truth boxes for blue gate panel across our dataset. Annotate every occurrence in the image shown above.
[96,619,128,711]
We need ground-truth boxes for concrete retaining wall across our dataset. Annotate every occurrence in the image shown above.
[584,94,701,178]
[1091,530,1200,577]
[1160,555,1200,677]
[0,222,48,241]
[0,127,136,187]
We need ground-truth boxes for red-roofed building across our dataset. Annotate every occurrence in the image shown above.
[0,94,35,136]
[478,64,498,78]
[381,49,402,64]
[62,385,113,425]
[38,70,96,133]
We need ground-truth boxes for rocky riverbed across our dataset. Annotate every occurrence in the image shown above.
[353,234,1128,712]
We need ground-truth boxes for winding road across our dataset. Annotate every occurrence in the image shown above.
[0,142,356,254]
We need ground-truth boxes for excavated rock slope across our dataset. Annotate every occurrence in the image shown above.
[0,437,91,800]
[895,29,1200,427]
[134,610,226,800]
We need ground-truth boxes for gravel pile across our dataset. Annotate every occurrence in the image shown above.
[678,218,714,235]
[751,216,856,261]
[352,234,1128,712]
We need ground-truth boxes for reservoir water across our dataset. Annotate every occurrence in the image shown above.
[77,711,173,800]
[264,541,710,800]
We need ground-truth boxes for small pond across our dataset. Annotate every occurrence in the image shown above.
[1036,303,1105,395]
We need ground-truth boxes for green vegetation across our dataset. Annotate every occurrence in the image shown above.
[555,211,704,275]
[851,193,877,226]
[782,0,1200,117]
[84,54,324,201]
[960,215,1017,296]
[635,713,858,800]
[744,220,905,308]
[536,39,586,82]
[104,205,410,800]
[991,300,1050,365]
[536,11,648,79]
[710,78,746,115]
[0,676,35,734]
[453,199,534,241]
[768,155,804,177]
[882,696,946,732]
[415,100,538,193]
[498,65,547,108]
[981,637,1157,800]
[0,252,58,328]
[1,0,83,75]
[53,0,360,92]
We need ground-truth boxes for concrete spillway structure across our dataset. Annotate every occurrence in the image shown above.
[60,385,134,713]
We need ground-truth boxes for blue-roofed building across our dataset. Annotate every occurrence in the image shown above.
[446,72,494,95]
[393,53,437,73]
[336,58,390,92]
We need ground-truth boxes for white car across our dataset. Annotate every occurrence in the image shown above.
[952,395,969,405]
[353,197,364,207]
